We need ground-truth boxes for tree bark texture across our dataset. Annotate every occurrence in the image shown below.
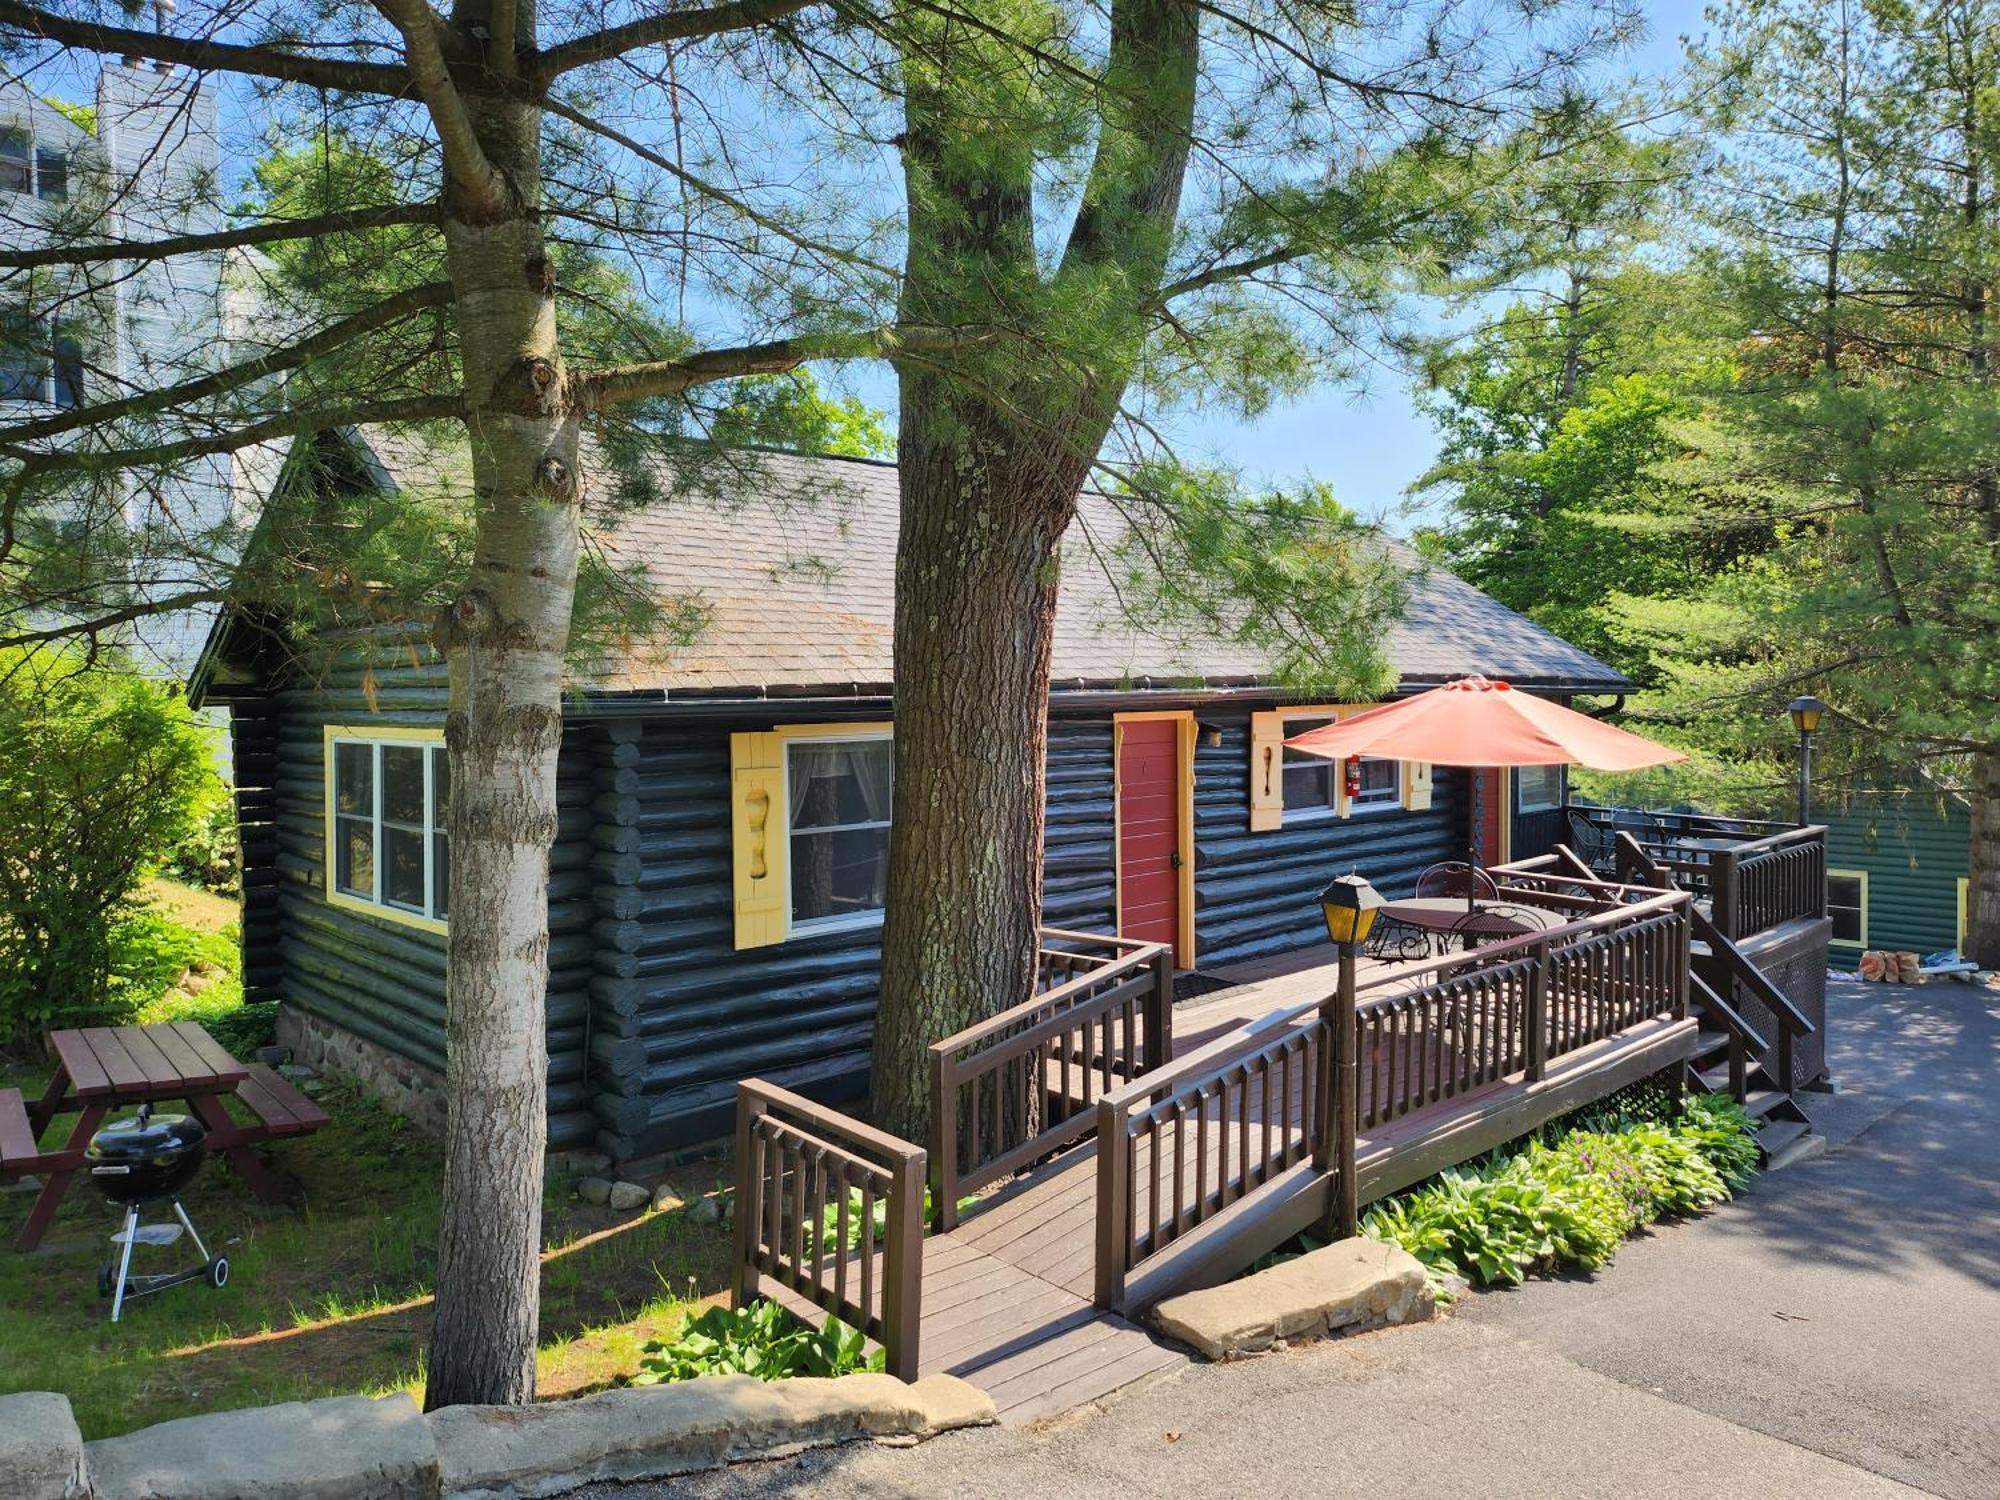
[869,0,1198,1143]
[423,75,580,1408]
[1969,748,2000,970]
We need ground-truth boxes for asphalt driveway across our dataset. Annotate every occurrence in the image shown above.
[589,976,2000,1500]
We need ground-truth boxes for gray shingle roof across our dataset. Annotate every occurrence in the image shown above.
[351,434,1630,698]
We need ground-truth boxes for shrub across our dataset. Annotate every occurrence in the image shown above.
[160,794,242,895]
[1362,1096,1760,1288]
[634,1300,881,1384]
[0,653,219,1044]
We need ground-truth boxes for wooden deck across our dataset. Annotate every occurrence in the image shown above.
[752,918,1699,1425]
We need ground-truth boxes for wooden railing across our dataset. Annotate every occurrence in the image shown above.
[1565,803,1797,905]
[930,929,1173,1231]
[732,1079,926,1381]
[1715,827,1826,941]
[1090,892,1691,1309]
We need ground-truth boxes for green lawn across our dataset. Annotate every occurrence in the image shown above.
[0,881,737,1438]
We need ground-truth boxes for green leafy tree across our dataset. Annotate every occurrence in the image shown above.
[1607,0,1999,961]
[0,0,1629,1407]
[0,652,215,1045]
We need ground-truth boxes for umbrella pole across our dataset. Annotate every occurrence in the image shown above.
[1468,770,1482,915]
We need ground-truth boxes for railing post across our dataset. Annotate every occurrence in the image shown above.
[1094,1097,1130,1310]
[1711,850,1738,942]
[1525,939,1549,1082]
[882,1145,925,1383]
[1318,946,1360,1239]
[929,1051,956,1233]
[1672,902,1690,1020]
[1147,944,1175,1070]
[731,1086,768,1311]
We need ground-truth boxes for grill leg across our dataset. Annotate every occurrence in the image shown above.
[172,1200,210,1264]
[109,1205,139,1323]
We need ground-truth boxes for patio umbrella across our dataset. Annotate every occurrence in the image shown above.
[1283,676,1687,912]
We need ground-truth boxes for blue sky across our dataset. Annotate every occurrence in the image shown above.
[1168,0,1712,534]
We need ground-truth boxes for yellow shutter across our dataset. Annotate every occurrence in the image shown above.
[730,731,789,950]
[1248,711,1285,831]
[1403,760,1434,811]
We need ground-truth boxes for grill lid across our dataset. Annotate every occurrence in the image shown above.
[86,1109,207,1169]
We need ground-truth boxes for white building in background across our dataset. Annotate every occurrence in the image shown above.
[0,58,271,684]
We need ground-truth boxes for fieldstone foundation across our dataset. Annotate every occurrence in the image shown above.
[277,1006,447,1138]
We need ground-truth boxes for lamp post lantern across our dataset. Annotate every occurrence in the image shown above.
[1315,875,1383,1239]
[1788,696,1826,827]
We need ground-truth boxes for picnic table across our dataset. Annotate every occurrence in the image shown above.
[0,1022,330,1251]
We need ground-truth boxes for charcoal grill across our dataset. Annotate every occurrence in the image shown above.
[85,1105,229,1320]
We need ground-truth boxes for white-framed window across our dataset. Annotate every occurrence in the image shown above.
[1281,716,1398,820]
[1517,763,1563,813]
[0,124,66,202]
[785,733,892,932]
[326,730,449,930]
[1827,868,1867,948]
[0,312,84,406]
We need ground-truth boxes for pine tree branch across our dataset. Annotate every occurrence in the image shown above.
[532,0,816,83]
[5,394,462,477]
[372,0,509,215]
[0,1,414,95]
[575,330,883,409]
[0,590,235,651]
[0,204,439,271]
[0,283,454,449]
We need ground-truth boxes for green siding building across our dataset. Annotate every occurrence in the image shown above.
[1819,786,1972,970]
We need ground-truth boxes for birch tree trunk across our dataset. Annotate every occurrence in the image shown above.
[424,76,580,1408]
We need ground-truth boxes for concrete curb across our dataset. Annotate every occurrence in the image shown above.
[1152,1238,1433,1360]
[431,1373,995,1499]
[10,1372,994,1500]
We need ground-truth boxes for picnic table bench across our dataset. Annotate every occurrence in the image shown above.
[0,1021,330,1251]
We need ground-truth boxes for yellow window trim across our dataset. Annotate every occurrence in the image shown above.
[322,724,449,937]
[1827,866,1869,949]
[731,721,894,951]
[1112,710,1197,969]
[1249,702,1427,829]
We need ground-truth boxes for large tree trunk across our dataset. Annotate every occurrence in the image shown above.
[424,81,581,1408]
[867,0,1198,1145]
[1968,748,2000,970]
[868,421,1074,1142]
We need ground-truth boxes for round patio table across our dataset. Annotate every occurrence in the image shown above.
[1371,897,1561,959]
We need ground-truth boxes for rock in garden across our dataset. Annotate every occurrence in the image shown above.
[253,1045,291,1067]
[651,1186,683,1213]
[277,1062,317,1083]
[607,1180,650,1212]
[577,1176,614,1206]
[687,1195,722,1225]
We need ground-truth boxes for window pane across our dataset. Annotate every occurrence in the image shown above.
[432,830,449,919]
[790,740,892,831]
[335,815,373,897]
[34,147,64,202]
[1352,758,1399,804]
[431,747,449,831]
[333,741,373,815]
[0,315,44,400]
[1282,760,1333,812]
[0,131,28,194]
[1828,876,1864,943]
[382,744,425,825]
[50,331,81,408]
[1518,764,1561,811]
[383,826,426,910]
[791,825,889,924]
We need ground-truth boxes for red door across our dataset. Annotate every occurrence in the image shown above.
[1118,718,1182,955]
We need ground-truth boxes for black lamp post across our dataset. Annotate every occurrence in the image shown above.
[1315,874,1383,1239]
[1788,696,1826,826]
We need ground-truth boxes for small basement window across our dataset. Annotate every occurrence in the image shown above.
[787,734,892,931]
[1826,868,1867,948]
[327,731,449,929]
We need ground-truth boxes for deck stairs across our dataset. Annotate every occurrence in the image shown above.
[1613,837,1822,1165]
